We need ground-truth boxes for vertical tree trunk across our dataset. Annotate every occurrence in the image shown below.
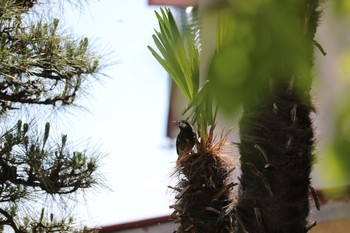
[236,0,321,232]
[237,80,315,232]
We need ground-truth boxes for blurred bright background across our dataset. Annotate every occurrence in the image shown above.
[30,0,350,229]
[55,0,176,227]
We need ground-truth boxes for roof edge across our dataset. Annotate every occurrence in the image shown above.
[96,215,175,232]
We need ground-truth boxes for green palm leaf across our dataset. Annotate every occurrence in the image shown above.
[148,8,197,100]
[148,7,216,142]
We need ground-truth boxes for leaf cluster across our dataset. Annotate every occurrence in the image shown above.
[0,120,99,195]
[0,120,101,232]
[209,0,321,114]
[0,0,101,113]
[331,0,350,15]
[148,8,199,100]
[148,8,216,143]
[0,1,105,232]
[17,208,95,233]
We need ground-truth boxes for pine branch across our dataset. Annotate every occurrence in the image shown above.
[0,1,105,232]
[0,207,25,233]
[0,121,100,197]
[0,1,102,114]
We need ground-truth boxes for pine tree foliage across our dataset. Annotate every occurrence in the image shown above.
[0,1,104,232]
[0,0,101,114]
[0,120,102,232]
[0,120,98,196]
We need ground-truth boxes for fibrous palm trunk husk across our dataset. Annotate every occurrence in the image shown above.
[171,126,236,233]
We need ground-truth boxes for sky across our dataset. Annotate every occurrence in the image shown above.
[52,0,177,227]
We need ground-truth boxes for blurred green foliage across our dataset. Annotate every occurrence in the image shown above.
[209,0,317,113]
[149,1,317,138]
[150,1,350,191]
[211,0,350,190]
[332,0,350,15]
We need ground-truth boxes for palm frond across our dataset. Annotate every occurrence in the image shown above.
[148,8,199,100]
[149,8,217,142]
[183,81,216,142]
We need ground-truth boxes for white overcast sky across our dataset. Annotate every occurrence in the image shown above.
[55,0,176,227]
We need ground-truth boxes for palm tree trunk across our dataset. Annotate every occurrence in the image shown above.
[235,0,321,232]
[237,79,315,232]
[171,126,236,233]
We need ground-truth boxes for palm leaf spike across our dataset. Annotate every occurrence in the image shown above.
[182,81,216,144]
[149,8,194,100]
[42,122,50,150]
[17,120,22,134]
[165,8,196,96]
[149,7,214,135]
